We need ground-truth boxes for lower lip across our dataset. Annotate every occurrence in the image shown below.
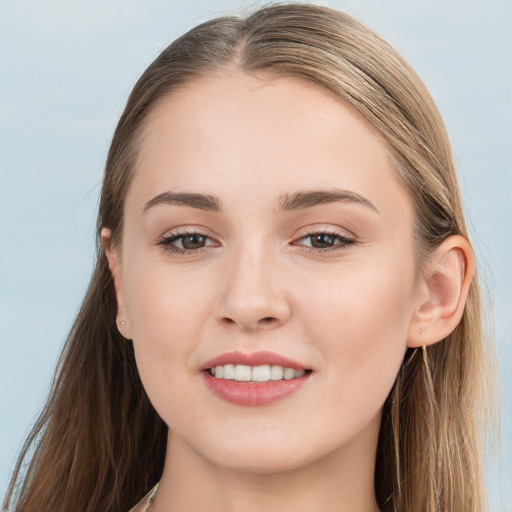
[202,371,310,406]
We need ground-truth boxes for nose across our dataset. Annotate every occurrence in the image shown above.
[214,244,291,333]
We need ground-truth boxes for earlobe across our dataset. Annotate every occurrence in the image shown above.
[100,228,133,340]
[407,235,475,348]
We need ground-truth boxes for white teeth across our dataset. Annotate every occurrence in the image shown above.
[252,365,270,382]
[234,365,252,381]
[224,364,235,379]
[283,367,295,380]
[210,364,307,382]
[270,365,283,380]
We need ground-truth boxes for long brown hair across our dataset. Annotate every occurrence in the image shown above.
[4,4,497,511]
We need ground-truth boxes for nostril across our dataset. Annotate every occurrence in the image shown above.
[219,316,281,329]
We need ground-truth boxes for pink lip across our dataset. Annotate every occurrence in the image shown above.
[202,351,308,371]
[203,373,309,406]
[201,351,311,406]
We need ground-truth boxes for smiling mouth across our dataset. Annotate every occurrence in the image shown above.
[207,364,312,382]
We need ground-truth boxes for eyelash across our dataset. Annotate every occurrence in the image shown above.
[297,228,357,253]
[155,228,357,256]
[155,230,218,256]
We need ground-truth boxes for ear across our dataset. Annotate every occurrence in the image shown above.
[101,228,133,339]
[407,235,475,348]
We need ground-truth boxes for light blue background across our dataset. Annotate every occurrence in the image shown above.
[1,0,510,509]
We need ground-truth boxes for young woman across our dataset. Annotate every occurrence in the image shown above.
[4,4,498,512]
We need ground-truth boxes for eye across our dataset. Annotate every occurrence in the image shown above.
[295,229,356,253]
[156,230,218,255]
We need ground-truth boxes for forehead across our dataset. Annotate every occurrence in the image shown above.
[127,70,412,221]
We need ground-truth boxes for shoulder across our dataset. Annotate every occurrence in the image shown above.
[128,501,149,512]
[128,484,158,512]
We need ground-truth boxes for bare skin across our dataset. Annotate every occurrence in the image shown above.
[103,70,474,512]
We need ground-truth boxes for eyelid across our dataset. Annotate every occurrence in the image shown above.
[294,224,356,240]
[293,224,355,241]
[155,225,219,242]
[291,226,358,253]
[154,225,358,256]
[154,226,221,256]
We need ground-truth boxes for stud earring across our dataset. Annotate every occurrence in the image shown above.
[120,321,126,326]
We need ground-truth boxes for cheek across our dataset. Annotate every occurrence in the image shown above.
[122,261,215,409]
[297,259,414,402]
[125,259,211,342]
[299,257,414,336]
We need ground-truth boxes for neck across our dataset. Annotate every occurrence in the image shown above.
[151,415,381,512]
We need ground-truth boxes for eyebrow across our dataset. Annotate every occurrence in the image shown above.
[144,192,222,212]
[143,188,378,214]
[278,189,378,213]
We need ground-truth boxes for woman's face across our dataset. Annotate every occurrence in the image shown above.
[113,71,424,473]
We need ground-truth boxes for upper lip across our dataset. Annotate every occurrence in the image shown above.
[202,351,309,371]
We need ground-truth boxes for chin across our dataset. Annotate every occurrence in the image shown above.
[195,427,342,475]
[210,447,317,475]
